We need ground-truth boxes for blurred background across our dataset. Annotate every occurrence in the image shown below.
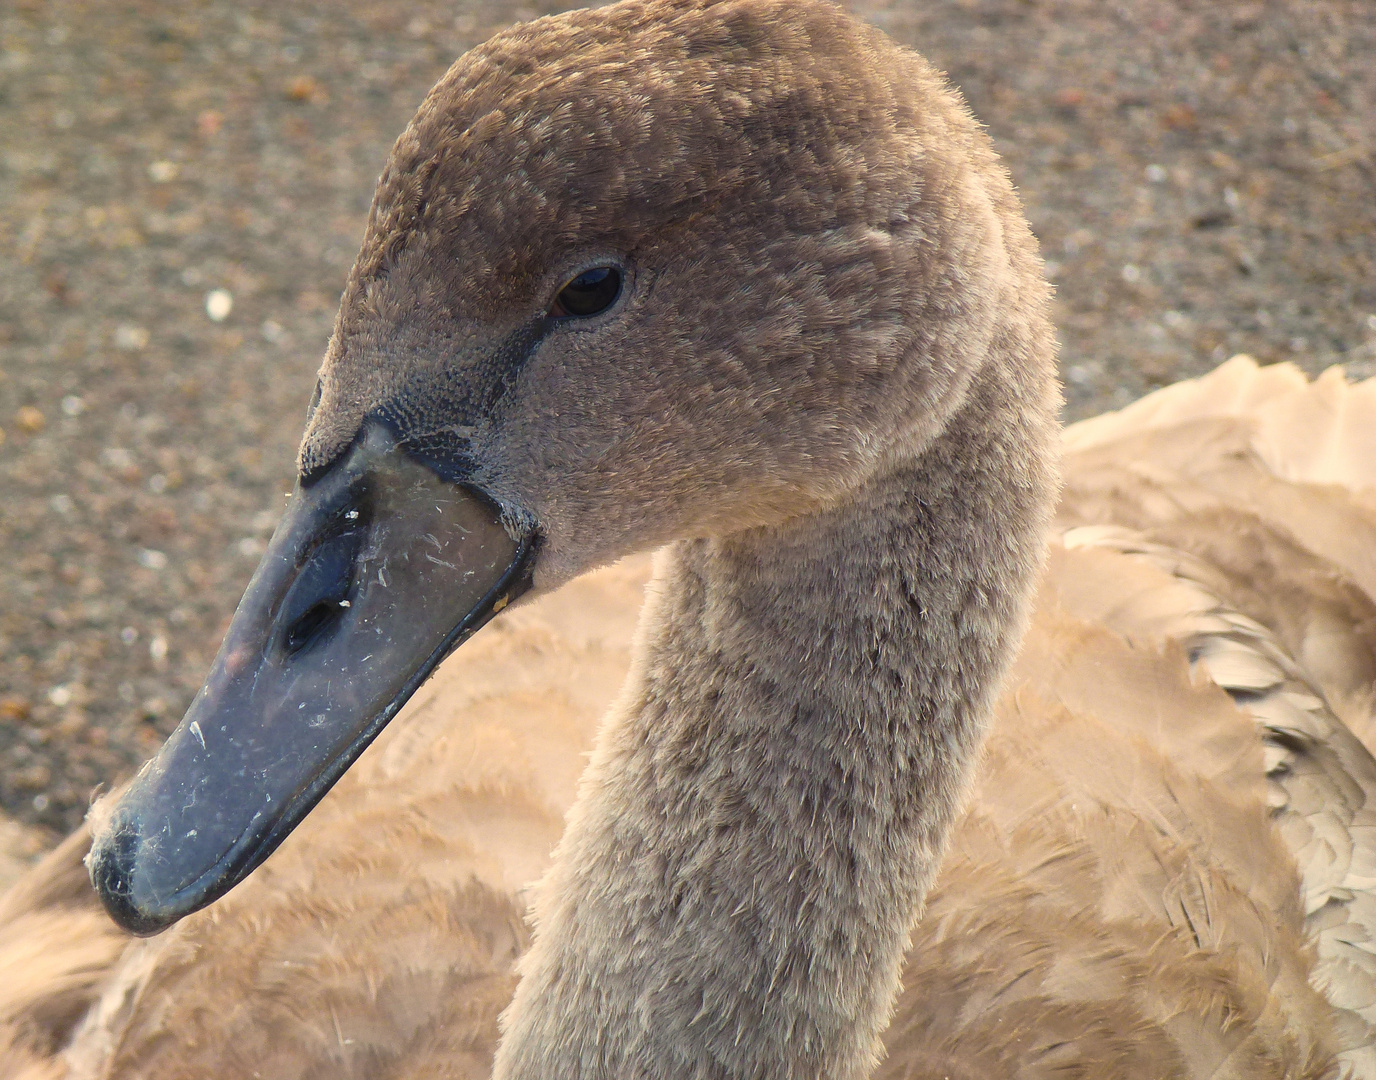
[0,0,1372,858]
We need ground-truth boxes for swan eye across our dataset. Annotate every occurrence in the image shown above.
[549,266,622,319]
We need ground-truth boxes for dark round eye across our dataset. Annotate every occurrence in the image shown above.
[549,266,622,319]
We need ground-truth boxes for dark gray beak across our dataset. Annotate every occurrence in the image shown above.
[87,423,535,935]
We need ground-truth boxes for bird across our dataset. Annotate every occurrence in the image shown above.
[2,0,1375,1077]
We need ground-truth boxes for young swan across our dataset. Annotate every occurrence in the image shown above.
[82,1,1059,1078]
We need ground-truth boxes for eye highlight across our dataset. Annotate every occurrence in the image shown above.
[549,266,622,319]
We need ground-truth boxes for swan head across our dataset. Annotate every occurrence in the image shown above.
[88,0,1053,934]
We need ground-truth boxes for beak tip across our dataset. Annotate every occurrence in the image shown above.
[82,429,537,933]
[88,812,180,937]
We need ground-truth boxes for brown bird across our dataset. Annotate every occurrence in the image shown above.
[2,1,1375,1077]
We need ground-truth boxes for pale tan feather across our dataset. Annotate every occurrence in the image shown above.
[1064,355,1376,497]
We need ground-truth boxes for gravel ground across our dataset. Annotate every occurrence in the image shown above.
[1,0,1373,842]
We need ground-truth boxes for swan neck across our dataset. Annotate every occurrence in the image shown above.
[494,363,1058,1080]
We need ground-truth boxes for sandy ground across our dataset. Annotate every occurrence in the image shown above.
[0,0,1373,849]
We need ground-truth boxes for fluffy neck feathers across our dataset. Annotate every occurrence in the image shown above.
[492,358,1059,1080]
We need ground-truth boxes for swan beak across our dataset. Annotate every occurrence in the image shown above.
[86,422,535,935]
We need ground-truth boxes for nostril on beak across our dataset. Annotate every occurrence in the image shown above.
[276,518,365,658]
[284,600,349,656]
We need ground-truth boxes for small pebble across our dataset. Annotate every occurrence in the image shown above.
[16,406,45,433]
[137,548,169,571]
[101,447,133,469]
[61,394,85,416]
[114,324,149,350]
[0,699,31,721]
[48,685,73,707]
[55,712,86,737]
[205,289,234,322]
[285,75,325,103]
[147,160,179,183]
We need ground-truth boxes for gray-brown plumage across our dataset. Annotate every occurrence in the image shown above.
[1,1,1374,1077]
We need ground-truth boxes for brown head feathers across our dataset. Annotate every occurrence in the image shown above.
[302,0,1051,590]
